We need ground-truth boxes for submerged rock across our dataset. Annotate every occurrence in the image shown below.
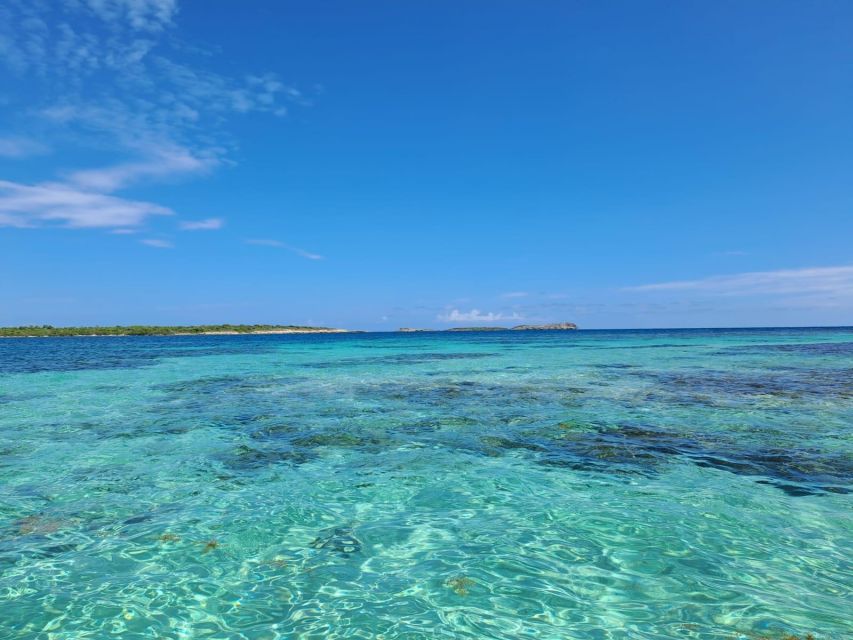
[201,540,220,554]
[310,526,362,555]
[15,515,69,535]
[446,576,475,595]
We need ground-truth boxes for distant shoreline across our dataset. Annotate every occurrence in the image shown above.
[0,325,352,338]
[399,322,578,333]
[0,322,577,338]
[3,324,845,338]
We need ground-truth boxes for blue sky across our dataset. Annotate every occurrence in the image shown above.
[1,0,852,329]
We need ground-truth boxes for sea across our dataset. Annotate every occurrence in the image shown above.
[0,328,851,639]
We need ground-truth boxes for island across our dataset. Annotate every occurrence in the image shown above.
[511,322,577,331]
[397,322,578,332]
[0,324,351,337]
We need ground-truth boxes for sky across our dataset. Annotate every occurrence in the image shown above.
[1,0,852,330]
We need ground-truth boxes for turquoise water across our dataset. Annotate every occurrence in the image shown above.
[1,328,851,639]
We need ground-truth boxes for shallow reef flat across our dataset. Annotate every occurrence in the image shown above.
[0,328,851,639]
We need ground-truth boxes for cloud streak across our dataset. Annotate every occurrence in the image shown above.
[245,239,324,260]
[0,144,215,229]
[627,265,853,298]
[140,238,174,248]
[180,217,224,231]
[67,145,216,192]
[0,136,50,158]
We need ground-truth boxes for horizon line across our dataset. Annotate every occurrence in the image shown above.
[2,323,852,332]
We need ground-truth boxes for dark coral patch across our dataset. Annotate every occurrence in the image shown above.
[223,444,316,470]
[637,368,853,401]
[532,423,853,496]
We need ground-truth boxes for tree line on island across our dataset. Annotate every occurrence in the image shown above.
[0,324,346,337]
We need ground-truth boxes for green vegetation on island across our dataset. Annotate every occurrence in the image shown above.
[0,324,347,337]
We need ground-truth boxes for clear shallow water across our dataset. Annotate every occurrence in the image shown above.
[0,328,851,640]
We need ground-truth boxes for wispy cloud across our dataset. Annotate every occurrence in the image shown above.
[245,239,324,260]
[66,145,216,192]
[627,265,853,298]
[0,179,172,228]
[0,136,50,158]
[437,309,524,323]
[245,239,286,247]
[0,0,313,233]
[7,16,309,150]
[500,291,529,299]
[77,0,178,32]
[140,238,173,248]
[290,247,324,260]
[179,217,224,231]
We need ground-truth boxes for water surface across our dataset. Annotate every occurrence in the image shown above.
[1,328,851,639]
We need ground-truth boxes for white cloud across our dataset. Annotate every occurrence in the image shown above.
[180,217,223,231]
[245,239,324,260]
[0,179,172,228]
[500,291,529,299]
[437,309,524,323]
[0,136,50,157]
[627,265,853,299]
[0,144,207,230]
[140,238,173,248]
[67,145,215,192]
